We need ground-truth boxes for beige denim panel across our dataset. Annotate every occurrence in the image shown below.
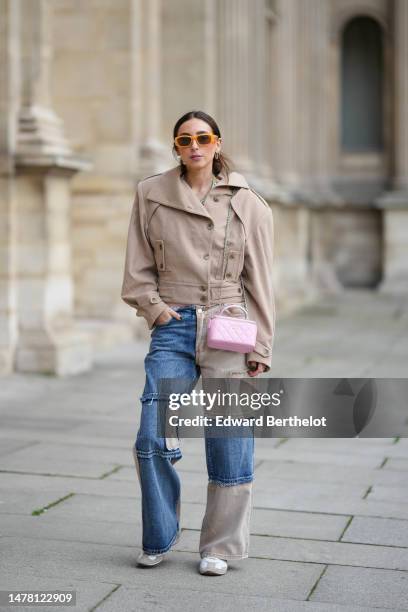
[199,481,253,560]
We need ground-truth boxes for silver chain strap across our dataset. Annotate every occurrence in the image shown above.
[222,195,248,314]
[200,176,216,205]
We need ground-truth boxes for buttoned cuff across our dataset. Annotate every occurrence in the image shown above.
[136,294,168,330]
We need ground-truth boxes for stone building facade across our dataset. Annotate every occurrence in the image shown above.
[0,0,407,375]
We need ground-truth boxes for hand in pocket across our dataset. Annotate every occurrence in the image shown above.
[154,307,182,326]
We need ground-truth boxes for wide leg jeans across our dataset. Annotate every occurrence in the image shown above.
[133,304,254,560]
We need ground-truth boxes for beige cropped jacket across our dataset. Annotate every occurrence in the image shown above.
[121,165,276,370]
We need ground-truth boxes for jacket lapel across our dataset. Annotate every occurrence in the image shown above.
[144,166,209,218]
[144,165,249,219]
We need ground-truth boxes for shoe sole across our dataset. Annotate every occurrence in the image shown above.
[199,567,227,576]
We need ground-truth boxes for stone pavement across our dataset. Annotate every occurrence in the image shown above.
[0,288,408,611]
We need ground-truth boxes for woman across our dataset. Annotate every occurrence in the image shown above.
[121,110,275,576]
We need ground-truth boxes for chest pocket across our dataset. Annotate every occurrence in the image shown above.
[223,249,242,281]
[153,239,166,271]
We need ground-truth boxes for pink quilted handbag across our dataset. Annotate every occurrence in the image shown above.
[207,304,257,353]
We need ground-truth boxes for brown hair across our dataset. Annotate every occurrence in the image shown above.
[172,110,233,179]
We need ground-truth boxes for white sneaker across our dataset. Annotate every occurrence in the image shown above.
[137,529,181,567]
[199,556,228,576]
[137,551,164,566]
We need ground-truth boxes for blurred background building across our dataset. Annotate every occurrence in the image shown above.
[1,0,407,376]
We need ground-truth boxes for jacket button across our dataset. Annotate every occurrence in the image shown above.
[203,254,209,260]
[150,296,159,303]
[226,272,232,278]
[200,296,206,302]
[207,222,214,230]
[229,253,235,259]
[200,285,206,291]
[213,196,219,202]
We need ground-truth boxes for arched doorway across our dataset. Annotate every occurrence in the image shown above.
[341,16,384,153]
[333,15,386,288]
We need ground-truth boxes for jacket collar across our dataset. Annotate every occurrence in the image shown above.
[143,165,249,218]
[214,169,249,189]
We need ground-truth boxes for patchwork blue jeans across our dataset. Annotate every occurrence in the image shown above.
[133,304,255,560]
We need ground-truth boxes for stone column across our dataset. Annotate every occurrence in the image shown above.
[272,0,300,195]
[298,0,343,205]
[216,0,253,174]
[297,0,343,292]
[138,0,169,177]
[14,0,93,375]
[246,0,274,192]
[17,0,72,157]
[0,0,19,375]
[375,0,408,293]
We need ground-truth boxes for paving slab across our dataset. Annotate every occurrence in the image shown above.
[0,488,73,516]
[0,456,120,479]
[276,439,397,454]
[252,488,408,521]
[385,458,408,471]
[0,473,140,499]
[253,478,368,506]
[0,429,133,450]
[368,485,408,504]
[341,516,408,547]
[382,445,408,460]
[252,447,382,467]
[0,513,142,549]
[0,439,38,457]
[33,492,142,524]
[255,458,408,487]
[310,565,408,610]
[390,440,408,451]
[0,441,132,467]
[0,415,85,433]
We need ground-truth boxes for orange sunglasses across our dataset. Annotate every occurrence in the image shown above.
[174,133,219,147]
